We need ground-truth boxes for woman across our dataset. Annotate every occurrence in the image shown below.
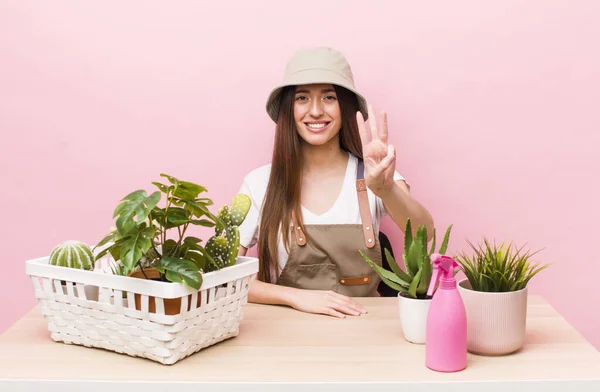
[237,47,434,318]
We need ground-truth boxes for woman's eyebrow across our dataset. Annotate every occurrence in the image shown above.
[295,88,336,94]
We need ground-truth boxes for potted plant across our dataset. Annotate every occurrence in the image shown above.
[94,173,252,315]
[48,240,99,301]
[360,219,453,344]
[454,238,550,355]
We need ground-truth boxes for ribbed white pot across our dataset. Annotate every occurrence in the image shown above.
[457,278,528,355]
[397,293,431,344]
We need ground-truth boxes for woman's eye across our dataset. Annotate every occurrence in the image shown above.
[324,95,337,100]
[295,96,308,101]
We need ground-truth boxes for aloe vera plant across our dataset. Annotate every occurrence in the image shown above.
[454,238,549,292]
[360,218,453,299]
[94,173,251,290]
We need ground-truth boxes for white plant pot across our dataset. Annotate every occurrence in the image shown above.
[457,278,528,355]
[397,293,431,344]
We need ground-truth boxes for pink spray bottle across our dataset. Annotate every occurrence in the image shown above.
[425,254,467,372]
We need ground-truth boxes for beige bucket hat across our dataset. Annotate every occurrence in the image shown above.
[265,47,369,123]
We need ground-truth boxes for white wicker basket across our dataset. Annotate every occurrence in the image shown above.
[25,254,258,365]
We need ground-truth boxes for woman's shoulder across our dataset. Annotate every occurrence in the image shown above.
[238,163,272,204]
[241,163,272,187]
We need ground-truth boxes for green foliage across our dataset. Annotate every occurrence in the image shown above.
[94,174,251,290]
[454,238,549,292]
[360,218,453,299]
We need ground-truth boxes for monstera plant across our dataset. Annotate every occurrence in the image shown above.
[94,173,251,290]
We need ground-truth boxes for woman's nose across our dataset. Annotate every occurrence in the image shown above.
[309,99,324,117]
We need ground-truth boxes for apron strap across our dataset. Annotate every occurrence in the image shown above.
[290,158,376,248]
[291,210,307,246]
[356,159,376,249]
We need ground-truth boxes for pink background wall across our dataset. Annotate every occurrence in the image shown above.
[1,1,599,349]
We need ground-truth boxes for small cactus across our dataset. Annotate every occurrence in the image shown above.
[205,194,251,271]
[49,240,95,270]
[225,226,240,266]
[231,194,252,226]
[215,206,233,235]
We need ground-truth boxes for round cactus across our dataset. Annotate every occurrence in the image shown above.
[49,240,95,270]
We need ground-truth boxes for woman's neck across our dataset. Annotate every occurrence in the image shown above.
[301,138,348,175]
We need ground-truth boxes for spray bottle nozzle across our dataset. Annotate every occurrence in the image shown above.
[427,253,459,297]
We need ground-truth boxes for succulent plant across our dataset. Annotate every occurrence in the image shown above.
[360,218,453,299]
[204,194,251,272]
[50,240,95,270]
[454,238,549,292]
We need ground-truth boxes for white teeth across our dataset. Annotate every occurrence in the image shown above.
[307,123,327,129]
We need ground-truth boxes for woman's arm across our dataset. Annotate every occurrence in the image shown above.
[355,107,434,241]
[380,180,435,240]
[238,245,367,318]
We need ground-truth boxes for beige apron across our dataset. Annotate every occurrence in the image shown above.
[277,160,383,297]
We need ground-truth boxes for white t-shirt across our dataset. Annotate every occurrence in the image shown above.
[237,153,408,277]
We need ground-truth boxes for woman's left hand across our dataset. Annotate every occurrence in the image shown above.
[356,104,396,197]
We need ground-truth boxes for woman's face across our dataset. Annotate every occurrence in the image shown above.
[293,84,342,147]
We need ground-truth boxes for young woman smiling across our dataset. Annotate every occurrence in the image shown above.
[236,47,434,318]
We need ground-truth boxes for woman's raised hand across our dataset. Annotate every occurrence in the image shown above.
[356,104,397,197]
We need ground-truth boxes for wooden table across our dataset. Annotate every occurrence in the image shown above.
[1,296,599,391]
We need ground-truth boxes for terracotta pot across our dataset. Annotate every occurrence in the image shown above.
[128,268,201,315]
[457,278,528,355]
[397,292,432,344]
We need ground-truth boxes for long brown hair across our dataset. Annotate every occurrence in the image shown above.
[257,85,364,283]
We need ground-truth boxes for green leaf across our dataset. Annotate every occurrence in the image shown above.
[186,201,221,224]
[114,190,161,234]
[438,224,453,254]
[183,236,203,246]
[153,207,190,229]
[418,252,432,296]
[378,274,409,293]
[157,257,203,290]
[152,182,169,193]
[429,227,437,256]
[384,248,412,282]
[403,218,413,262]
[416,226,431,295]
[160,174,179,186]
[163,239,180,257]
[173,181,207,201]
[120,225,155,271]
[359,251,410,288]
[196,198,214,206]
[405,240,422,276]
[185,250,206,270]
[408,268,422,299]
[95,229,121,249]
[95,239,125,261]
[190,219,216,227]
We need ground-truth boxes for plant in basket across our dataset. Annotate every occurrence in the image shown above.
[94,173,252,314]
[359,218,453,344]
[47,240,100,300]
[454,238,550,355]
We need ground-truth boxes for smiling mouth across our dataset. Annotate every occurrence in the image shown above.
[304,122,331,132]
